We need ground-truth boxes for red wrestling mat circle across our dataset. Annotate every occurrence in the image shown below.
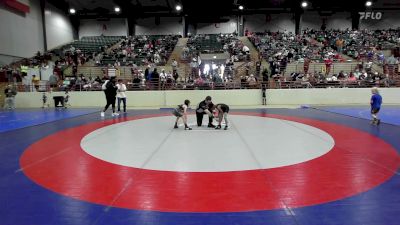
[20,113,400,212]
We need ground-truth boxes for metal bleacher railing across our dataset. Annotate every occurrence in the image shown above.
[11,76,398,94]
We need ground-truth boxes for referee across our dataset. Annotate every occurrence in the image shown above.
[196,96,215,127]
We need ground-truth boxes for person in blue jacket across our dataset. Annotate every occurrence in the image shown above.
[370,87,382,125]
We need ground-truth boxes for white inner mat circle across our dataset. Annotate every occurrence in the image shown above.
[81,115,335,172]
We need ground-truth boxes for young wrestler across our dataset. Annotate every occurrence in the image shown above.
[214,103,230,130]
[172,99,192,130]
[370,87,382,125]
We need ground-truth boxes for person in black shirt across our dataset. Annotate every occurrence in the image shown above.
[214,103,230,130]
[262,86,266,105]
[101,77,118,117]
[196,96,214,127]
[152,68,160,90]
[144,66,150,82]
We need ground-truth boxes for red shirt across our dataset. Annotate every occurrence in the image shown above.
[324,59,333,67]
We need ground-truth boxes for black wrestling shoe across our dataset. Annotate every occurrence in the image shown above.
[208,124,216,128]
[224,126,228,130]
[174,125,179,129]
[215,125,222,130]
[185,127,192,130]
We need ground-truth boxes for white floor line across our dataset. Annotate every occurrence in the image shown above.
[104,178,133,212]
[15,146,74,173]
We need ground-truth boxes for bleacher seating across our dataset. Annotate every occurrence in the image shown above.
[63,36,124,54]
[100,35,179,67]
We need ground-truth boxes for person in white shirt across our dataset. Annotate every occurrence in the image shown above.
[160,69,167,89]
[242,45,250,54]
[171,59,178,73]
[116,79,127,113]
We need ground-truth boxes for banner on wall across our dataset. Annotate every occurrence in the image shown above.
[359,12,383,20]
[1,0,30,13]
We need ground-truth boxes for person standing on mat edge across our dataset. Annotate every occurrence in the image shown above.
[101,76,119,117]
[196,96,215,127]
[116,79,127,113]
[370,87,382,125]
[262,85,267,105]
[172,99,192,130]
[214,103,230,130]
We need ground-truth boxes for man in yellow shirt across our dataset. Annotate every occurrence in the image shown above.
[336,38,344,53]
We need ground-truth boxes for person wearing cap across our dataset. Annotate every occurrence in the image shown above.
[196,96,215,127]
[370,87,382,125]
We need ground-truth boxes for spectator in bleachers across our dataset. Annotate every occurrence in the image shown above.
[247,74,258,88]
[104,35,178,67]
[32,75,40,91]
[194,75,205,87]
[4,84,17,110]
[190,58,199,79]
[324,57,333,75]
[173,70,179,82]
[94,76,102,84]
[171,59,178,73]
[386,54,399,65]
[48,72,59,88]
[1,66,12,82]
[160,69,167,90]
[145,65,151,82]
[256,61,261,76]
[152,68,160,90]
[336,37,344,53]
[243,45,250,55]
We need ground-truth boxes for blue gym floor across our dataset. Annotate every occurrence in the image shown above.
[0,107,399,225]
[0,108,99,132]
[315,106,400,126]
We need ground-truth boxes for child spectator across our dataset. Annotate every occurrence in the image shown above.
[370,87,382,125]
